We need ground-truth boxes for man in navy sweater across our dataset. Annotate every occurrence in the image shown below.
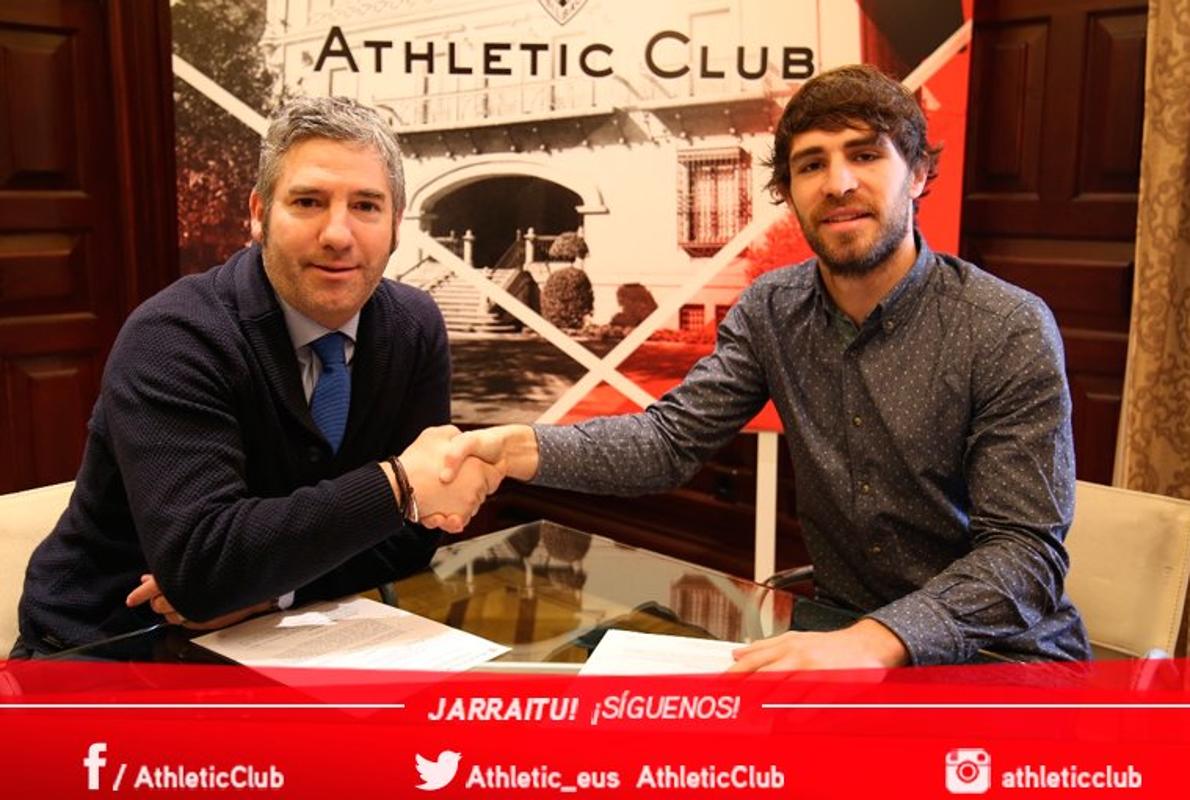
[13,97,498,656]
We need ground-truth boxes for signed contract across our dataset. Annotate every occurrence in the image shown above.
[193,597,509,670]
[580,630,743,675]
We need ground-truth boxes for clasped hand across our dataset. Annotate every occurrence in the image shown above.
[401,425,505,532]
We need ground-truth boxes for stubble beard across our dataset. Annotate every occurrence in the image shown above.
[797,181,914,279]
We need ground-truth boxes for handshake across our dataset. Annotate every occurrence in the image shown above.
[394,423,540,533]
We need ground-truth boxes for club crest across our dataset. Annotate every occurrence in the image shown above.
[538,0,589,26]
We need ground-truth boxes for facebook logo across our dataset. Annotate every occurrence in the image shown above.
[83,742,107,791]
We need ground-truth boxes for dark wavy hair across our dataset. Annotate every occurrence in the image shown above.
[764,64,941,202]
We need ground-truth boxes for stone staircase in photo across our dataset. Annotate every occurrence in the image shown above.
[398,261,521,334]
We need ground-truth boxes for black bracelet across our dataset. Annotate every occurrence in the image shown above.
[387,455,419,524]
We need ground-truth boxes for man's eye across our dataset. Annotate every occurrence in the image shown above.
[355,201,381,213]
[796,161,822,174]
[293,197,320,208]
[854,151,880,162]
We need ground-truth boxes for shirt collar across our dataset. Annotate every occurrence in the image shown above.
[873,230,933,328]
[276,296,359,351]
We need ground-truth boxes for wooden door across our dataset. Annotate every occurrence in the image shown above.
[0,0,176,492]
[961,0,1147,483]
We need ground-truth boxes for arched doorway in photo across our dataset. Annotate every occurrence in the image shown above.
[420,176,583,334]
[431,176,582,269]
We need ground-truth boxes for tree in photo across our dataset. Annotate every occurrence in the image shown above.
[740,212,814,283]
[542,267,595,330]
[548,231,590,267]
[172,0,275,274]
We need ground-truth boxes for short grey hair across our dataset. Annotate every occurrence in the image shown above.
[255,95,405,219]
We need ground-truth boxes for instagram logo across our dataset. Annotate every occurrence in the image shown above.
[946,748,991,794]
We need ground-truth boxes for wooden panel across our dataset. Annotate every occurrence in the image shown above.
[0,1,178,491]
[0,232,87,314]
[3,354,96,487]
[0,2,114,491]
[1069,372,1123,484]
[0,312,101,354]
[1064,329,1126,482]
[963,1,1145,240]
[962,0,1144,486]
[1077,11,1146,196]
[0,28,79,188]
[965,21,1047,196]
[1061,328,1127,373]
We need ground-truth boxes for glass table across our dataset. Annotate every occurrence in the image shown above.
[45,521,797,667]
[388,520,795,669]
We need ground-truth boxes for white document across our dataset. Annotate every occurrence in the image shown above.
[580,629,743,675]
[193,597,509,671]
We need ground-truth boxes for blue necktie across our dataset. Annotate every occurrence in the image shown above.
[309,332,350,454]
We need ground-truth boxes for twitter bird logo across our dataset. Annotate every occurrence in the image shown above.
[415,750,462,791]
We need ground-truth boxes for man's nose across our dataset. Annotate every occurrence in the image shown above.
[319,203,353,250]
[822,159,858,198]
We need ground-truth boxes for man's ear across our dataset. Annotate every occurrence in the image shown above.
[249,190,265,243]
[908,161,928,200]
[389,211,402,255]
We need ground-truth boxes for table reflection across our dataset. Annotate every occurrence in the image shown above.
[391,520,793,664]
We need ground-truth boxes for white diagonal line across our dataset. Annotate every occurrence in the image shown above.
[113,763,127,791]
[172,54,268,136]
[537,202,786,423]
[412,233,657,409]
[902,19,973,94]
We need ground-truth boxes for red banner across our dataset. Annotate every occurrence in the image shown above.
[4,658,1188,798]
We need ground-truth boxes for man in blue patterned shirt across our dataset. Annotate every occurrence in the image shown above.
[444,65,1090,669]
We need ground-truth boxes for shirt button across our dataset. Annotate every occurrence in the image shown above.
[884,320,896,333]
[860,482,871,495]
[870,545,882,555]
[852,415,863,427]
[306,445,323,463]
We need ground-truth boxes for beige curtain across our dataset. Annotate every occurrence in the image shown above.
[1114,0,1190,500]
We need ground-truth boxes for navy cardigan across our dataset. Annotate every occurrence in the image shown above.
[19,245,448,648]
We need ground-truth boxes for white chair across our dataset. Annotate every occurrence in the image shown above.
[0,481,74,654]
[1065,480,1190,659]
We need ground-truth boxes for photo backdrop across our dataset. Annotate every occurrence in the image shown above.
[172,0,972,430]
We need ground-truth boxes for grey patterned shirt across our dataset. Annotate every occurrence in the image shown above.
[532,237,1090,665]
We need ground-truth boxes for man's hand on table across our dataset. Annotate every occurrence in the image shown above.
[126,574,272,631]
[728,618,909,672]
